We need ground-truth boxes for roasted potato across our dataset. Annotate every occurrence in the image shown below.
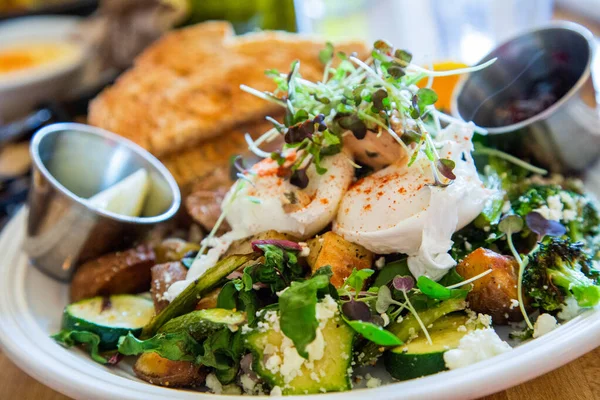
[196,288,221,310]
[225,230,297,256]
[307,232,373,288]
[134,352,207,387]
[71,245,156,302]
[456,248,523,324]
[154,238,201,264]
[150,262,188,313]
[185,167,233,234]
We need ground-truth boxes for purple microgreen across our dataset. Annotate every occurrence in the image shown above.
[526,212,567,241]
[372,88,389,111]
[106,352,124,365]
[392,275,415,292]
[251,239,302,253]
[335,114,367,139]
[341,299,372,321]
[290,166,309,189]
[436,158,456,180]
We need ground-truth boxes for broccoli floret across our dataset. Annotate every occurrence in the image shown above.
[511,184,600,247]
[524,238,600,311]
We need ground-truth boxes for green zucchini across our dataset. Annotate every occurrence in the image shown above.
[245,312,354,394]
[159,308,246,340]
[360,298,466,365]
[62,295,154,350]
[142,253,259,338]
[384,313,474,380]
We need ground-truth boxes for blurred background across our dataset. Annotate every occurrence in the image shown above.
[0,0,598,227]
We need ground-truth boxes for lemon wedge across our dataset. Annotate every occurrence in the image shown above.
[88,169,150,217]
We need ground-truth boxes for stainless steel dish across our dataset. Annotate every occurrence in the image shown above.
[25,123,180,281]
[452,22,600,173]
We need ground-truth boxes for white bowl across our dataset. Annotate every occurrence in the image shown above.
[0,16,86,122]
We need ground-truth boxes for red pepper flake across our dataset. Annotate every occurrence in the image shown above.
[398,187,406,194]
[320,198,329,205]
[363,204,372,211]
[376,191,384,197]
[364,188,373,195]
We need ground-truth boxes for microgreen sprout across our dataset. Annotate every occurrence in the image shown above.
[393,275,432,344]
[241,40,494,189]
[474,143,548,175]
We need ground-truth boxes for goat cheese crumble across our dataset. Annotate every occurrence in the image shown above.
[533,313,558,338]
[443,328,512,370]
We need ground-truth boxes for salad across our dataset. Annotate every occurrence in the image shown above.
[52,39,600,396]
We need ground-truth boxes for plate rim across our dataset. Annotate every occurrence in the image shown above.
[1,209,600,400]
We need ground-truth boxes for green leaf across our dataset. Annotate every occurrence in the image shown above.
[118,331,200,362]
[343,268,375,295]
[279,274,331,358]
[437,268,464,287]
[416,88,438,112]
[394,49,413,65]
[498,214,524,235]
[416,276,469,300]
[217,281,238,309]
[52,330,108,364]
[197,329,244,384]
[373,260,410,287]
[319,42,334,64]
[343,318,403,346]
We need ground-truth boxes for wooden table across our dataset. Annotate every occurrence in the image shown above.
[2,6,600,400]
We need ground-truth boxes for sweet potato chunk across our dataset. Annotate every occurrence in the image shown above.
[134,352,207,387]
[71,245,156,302]
[456,248,522,324]
[307,232,373,288]
[196,288,221,310]
[151,262,188,313]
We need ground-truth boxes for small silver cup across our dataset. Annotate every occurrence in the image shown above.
[452,22,600,173]
[25,123,181,281]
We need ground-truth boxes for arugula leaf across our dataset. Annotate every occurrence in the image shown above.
[416,276,469,300]
[117,331,200,362]
[279,274,330,358]
[342,318,403,346]
[249,244,305,293]
[197,329,244,384]
[217,278,258,324]
[52,330,108,364]
[312,265,339,299]
[217,281,238,310]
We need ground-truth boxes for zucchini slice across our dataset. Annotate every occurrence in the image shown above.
[62,295,154,350]
[159,308,246,340]
[246,312,354,394]
[384,313,474,380]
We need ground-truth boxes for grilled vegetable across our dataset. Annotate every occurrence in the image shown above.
[307,232,373,288]
[150,262,188,313]
[361,298,466,365]
[456,248,522,324]
[159,308,246,340]
[245,312,354,394]
[142,253,259,338]
[70,245,156,302]
[61,295,154,349]
[154,239,201,264]
[225,230,297,256]
[134,352,207,387]
[384,313,474,380]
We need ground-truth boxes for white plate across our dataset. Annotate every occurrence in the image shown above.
[1,209,600,400]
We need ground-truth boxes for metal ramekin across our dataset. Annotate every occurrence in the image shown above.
[24,123,181,281]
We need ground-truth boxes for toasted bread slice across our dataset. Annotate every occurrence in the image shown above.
[89,21,367,156]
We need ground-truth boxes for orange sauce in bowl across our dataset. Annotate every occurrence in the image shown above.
[0,42,80,77]
[417,61,468,112]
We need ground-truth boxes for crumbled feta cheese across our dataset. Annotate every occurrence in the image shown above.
[240,374,257,395]
[380,313,390,327]
[305,329,325,362]
[270,386,283,396]
[457,325,467,332]
[299,242,310,257]
[509,299,519,309]
[265,353,282,375]
[206,373,223,394]
[443,328,512,370]
[557,296,582,321]
[488,233,496,240]
[533,313,558,338]
[483,226,490,232]
[316,295,338,325]
[365,373,382,388]
[563,209,577,222]
[559,192,576,209]
[534,194,564,221]
[375,257,386,269]
[241,324,253,334]
[464,240,472,252]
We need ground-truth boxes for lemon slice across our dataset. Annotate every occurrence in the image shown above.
[88,169,150,217]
